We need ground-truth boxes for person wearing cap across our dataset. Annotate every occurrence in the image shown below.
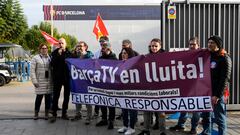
[93,36,109,59]
[93,36,110,117]
[201,35,232,135]
[169,37,201,134]
[95,40,117,130]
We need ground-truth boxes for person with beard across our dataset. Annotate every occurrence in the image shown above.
[201,35,232,135]
[71,41,94,125]
[169,37,201,134]
[95,40,117,129]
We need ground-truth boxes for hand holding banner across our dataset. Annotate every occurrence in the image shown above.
[66,49,212,112]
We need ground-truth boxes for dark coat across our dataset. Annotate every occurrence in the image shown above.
[50,48,72,84]
[118,49,139,60]
[210,51,232,98]
[71,51,94,59]
[100,51,117,60]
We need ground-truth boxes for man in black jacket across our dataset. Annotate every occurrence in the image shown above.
[49,38,72,123]
[201,35,232,135]
[95,40,117,129]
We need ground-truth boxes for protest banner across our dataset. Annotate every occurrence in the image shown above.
[66,49,212,112]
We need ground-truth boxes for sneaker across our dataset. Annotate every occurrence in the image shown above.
[137,130,150,135]
[107,121,114,129]
[125,128,135,135]
[189,129,197,134]
[118,127,128,133]
[96,120,108,126]
[169,125,185,131]
[49,116,56,123]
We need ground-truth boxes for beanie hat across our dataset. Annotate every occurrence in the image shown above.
[208,35,223,49]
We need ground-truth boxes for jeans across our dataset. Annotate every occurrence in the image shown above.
[213,96,227,135]
[122,109,138,129]
[94,105,100,114]
[201,112,212,135]
[201,96,226,135]
[143,111,166,131]
[177,112,200,130]
[75,104,92,119]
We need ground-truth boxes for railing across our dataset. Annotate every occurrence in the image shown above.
[1,61,31,82]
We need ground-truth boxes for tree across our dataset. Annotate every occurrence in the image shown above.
[24,25,45,54]
[0,0,28,43]
[39,22,59,38]
[24,22,77,54]
[24,22,59,54]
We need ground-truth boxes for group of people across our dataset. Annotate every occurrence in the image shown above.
[30,35,232,135]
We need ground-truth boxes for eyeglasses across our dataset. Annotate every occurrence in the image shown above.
[151,45,159,48]
[189,44,197,46]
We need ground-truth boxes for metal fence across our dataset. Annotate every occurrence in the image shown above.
[160,1,240,110]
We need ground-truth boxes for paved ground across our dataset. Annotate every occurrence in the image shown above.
[0,81,239,135]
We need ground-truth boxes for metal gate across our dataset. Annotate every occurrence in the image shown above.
[160,1,240,110]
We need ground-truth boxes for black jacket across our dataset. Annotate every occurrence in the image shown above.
[99,51,117,60]
[50,48,72,83]
[118,49,139,60]
[210,51,232,98]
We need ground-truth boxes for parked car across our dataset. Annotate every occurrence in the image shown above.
[0,64,16,86]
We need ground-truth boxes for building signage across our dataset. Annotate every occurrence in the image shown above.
[43,5,161,20]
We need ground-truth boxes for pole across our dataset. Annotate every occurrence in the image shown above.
[50,0,54,52]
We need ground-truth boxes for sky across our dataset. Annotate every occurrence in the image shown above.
[19,0,160,27]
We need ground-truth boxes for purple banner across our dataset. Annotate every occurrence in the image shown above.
[66,49,212,112]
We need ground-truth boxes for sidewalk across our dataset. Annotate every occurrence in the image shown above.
[0,81,239,135]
